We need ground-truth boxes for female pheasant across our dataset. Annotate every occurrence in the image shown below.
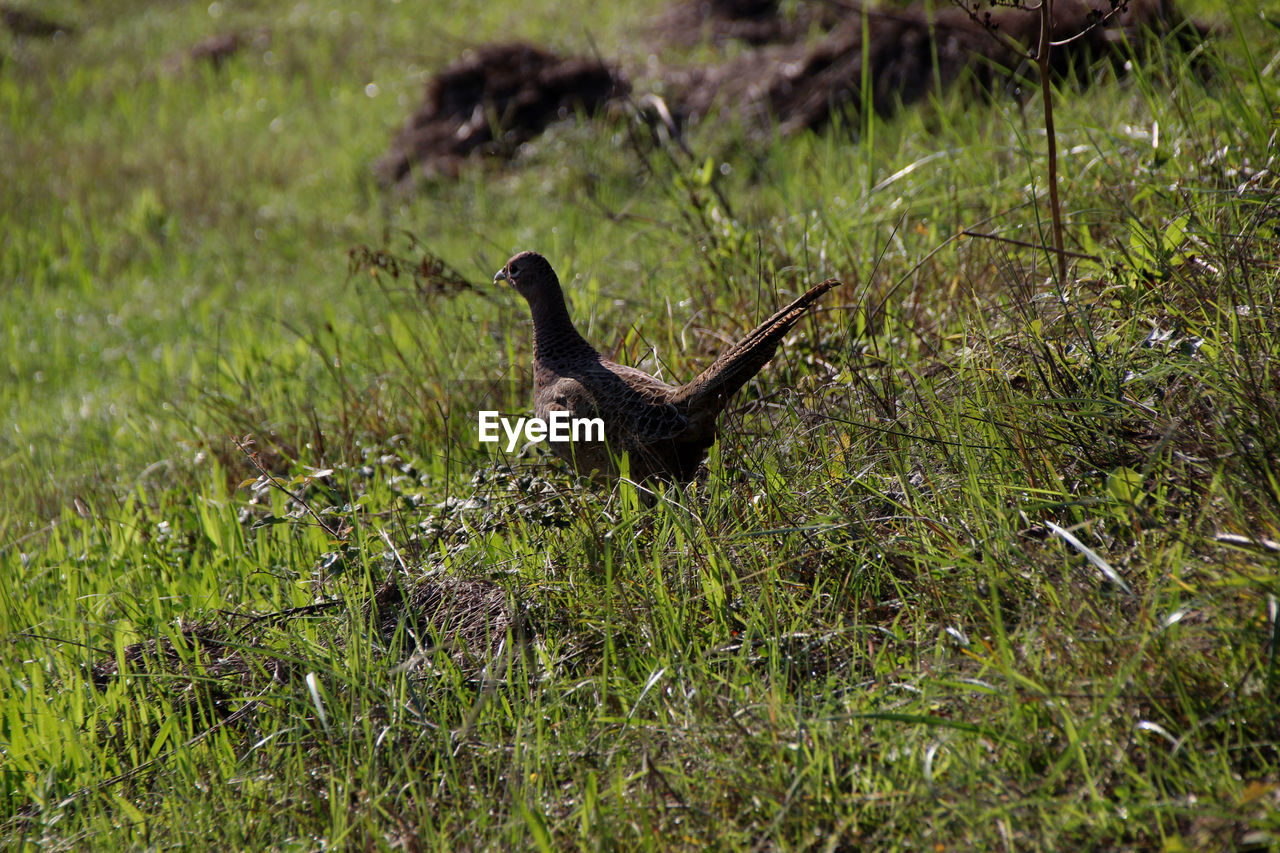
[496,251,839,482]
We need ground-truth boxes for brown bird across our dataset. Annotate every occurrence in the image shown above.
[496,251,840,483]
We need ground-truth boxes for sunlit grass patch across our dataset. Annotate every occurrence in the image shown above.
[3,0,1279,848]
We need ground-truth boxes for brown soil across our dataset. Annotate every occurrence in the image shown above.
[673,0,1212,134]
[88,575,526,703]
[375,42,629,188]
[89,621,281,721]
[376,1,1209,187]
[160,29,271,74]
[652,0,842,46]
[1,4,74,38]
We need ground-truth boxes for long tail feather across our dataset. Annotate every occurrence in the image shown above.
[672,278,840,409]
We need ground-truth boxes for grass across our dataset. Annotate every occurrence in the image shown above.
[3,0,1280,848]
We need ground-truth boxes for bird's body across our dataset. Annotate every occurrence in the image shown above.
[496,251,839,482]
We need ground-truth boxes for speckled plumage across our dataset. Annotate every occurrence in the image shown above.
[496,251,840,482]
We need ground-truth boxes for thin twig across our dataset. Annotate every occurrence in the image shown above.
[1052,1,1131,48]
[232,435,346,541]
[961,229,1099,261]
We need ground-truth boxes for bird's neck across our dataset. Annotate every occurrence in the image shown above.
[529,290,595,364]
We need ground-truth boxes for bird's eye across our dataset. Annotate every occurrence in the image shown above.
[508,263,520,276]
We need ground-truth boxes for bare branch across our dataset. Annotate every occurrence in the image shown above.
[961,230,1099,261]
[1052,0,1132,49]
[233,435,347,542]
[949,0,1037,60]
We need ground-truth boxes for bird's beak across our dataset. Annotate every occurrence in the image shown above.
[494,268,508,284]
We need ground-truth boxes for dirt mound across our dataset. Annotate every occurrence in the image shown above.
[190,31,252,68]
[368,574,527,670]
[1,4,74,38]
[376,1,1208,186]
[376,42,630,187]
[89,621,285,723]
[652,0,841,46]
[160,29,271,74]
[675,0,1211,134]
[89,575,526,700]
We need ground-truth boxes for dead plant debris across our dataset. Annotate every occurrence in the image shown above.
[368,573,527,670]
[88,621,287,721]
[88,573,528,709]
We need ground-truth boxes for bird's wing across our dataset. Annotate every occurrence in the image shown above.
[599,361,691,444]
[537,367,688,444]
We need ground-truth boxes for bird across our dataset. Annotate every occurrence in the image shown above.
[495,250,840,483]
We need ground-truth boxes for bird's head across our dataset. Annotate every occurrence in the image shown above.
[494,251,558,303]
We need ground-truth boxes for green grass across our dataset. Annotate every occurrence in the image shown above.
[4,0,1280,848]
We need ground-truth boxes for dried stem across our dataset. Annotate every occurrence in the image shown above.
[1036,0,1068,282]
[233,435,347,542]
[951,0,1115,283]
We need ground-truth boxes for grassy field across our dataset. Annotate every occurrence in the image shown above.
[3,0,1279,848]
